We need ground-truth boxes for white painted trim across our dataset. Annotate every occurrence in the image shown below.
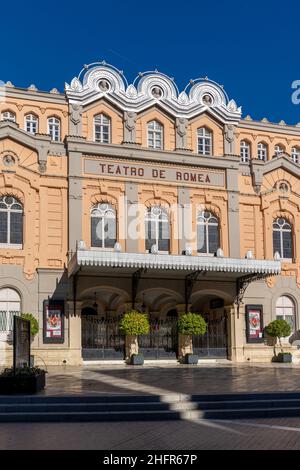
[70,249,281,275]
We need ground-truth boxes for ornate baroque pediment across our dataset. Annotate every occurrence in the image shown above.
[65,61,242,124]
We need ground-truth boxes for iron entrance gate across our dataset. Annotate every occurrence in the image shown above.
[82,313,227,360]
[193,311,228,358]
[82,316,125,360]
[139,317,178,360]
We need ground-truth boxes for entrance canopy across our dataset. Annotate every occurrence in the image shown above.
[68,248,281,278]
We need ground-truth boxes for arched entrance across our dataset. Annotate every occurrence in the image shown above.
[191,292,230,358]
[80,286,127,360]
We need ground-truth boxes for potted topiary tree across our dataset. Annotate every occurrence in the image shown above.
[21,313,39,366]
[264,319,292,363]
[119,310,150,365]
[177,312,207,364]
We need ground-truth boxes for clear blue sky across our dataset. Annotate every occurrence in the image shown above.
[1,0,300,124]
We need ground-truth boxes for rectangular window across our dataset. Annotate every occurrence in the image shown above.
[10,212,23,245]
[197,225,206,253]
[273,230,281,256]
[208,225,219,253]
[91,218,103,248]
[282,231,293,259]
[0,212,7,243]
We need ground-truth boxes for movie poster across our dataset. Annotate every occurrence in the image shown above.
[246,305,263,343]
[43,300,64,343]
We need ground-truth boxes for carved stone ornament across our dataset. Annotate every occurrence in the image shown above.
[39,161,47,173]
[202,94,213,106]
[151,86,163,99]
[98,79,110,92]
[225,124,235,143]
[176,117,188,137]
[70,103,82,125]
[3,155,16,167]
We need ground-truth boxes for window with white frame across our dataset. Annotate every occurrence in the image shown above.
[0,196,23,247]
[257,142,268,161]
[276,295,295,338]
[94,114,110,143]
[1,111,16,122]
[47,117,61,141]
[240,140,250,162]
[291,147,300,164]
[197,127,212,155]
[273,217,293,260]
[197,211,220,254]
[0,287,21,333]
[145,206,170,252]
[91,203,116,249]
[25,114,38,134]
[147,120,163,149]
[274,144,284,156]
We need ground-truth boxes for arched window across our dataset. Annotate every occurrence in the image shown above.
[240,140,250,162]
[291,147,300,164]
[25,114,38,134]
[274,144,285,156]
[257,142,268,161]
[1,111,16,122]
[48,117,60,141]
[197,211,220,254]
[94,114,110,143]
[197,127,212,155]
[0,287,21,332]
[145,206,170,252]
[0,196,23,247]
[91,203,116,248]
[276,295,295,337]
[273,217,293,260]
[147,120,163,149]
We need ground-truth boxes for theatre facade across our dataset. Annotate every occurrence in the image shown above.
[1,62,300,365]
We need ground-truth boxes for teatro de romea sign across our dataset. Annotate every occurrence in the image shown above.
[84,159,225,187]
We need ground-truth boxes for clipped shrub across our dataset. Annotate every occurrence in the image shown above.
[265,319,291,353]
[177,312,207,336]
[20,313,39,337]
[119,310,150,336]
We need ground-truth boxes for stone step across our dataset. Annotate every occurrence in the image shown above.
[2,398,300,413]
[1,391,300,404]
[2,405,300,422]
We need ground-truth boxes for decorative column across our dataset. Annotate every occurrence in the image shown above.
[227,304,245,362]
[67,300,83,365]
[226,168,240,258]
[177,304,193,360]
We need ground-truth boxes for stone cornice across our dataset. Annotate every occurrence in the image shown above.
[65,137,240,171]
[1,85,66,105]
[238,119,300,136]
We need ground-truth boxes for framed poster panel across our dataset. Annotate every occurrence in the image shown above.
[245,304,264,343]
[43,299,64,344]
